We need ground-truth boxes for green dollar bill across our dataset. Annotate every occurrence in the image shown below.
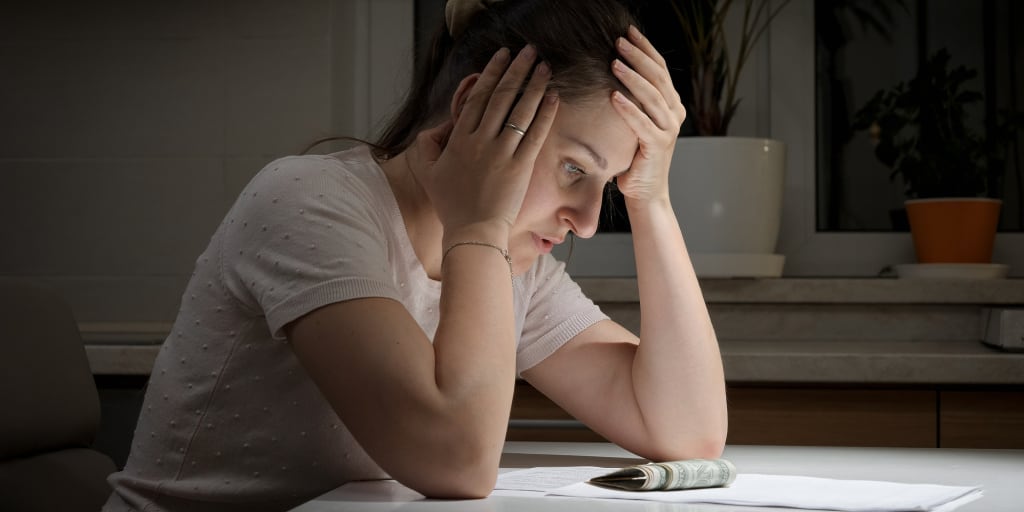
[588,458,736,491]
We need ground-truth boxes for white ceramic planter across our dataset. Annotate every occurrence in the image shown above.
[669,136,787,277]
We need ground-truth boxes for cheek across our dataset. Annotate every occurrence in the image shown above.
[521,157,564,210]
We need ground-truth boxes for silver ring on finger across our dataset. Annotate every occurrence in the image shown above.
[504,121,527,136]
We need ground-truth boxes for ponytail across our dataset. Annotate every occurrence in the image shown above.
[373,24,457,157]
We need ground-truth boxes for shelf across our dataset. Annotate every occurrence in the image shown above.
[579,277,1024,304]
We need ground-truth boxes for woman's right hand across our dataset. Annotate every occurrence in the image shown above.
[290,51,557,498]
[410,45,559,245]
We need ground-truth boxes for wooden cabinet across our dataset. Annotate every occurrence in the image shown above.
[508,381,1024,449]
[725,387,937,447]
[939,390,1024,449]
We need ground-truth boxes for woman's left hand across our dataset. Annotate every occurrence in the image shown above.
[610,25,686,203]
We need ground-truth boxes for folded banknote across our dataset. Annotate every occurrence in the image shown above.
[588,458,737,491]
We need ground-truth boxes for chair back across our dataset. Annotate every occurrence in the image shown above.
[0,279,117,511]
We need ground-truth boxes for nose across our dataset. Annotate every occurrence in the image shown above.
[561,186,604,239]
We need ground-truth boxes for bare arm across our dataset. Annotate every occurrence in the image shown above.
[628,195,727,458]
[523,26,727,461]
[288,250,514,498]
[287,45,559,498]
[522,208,727,461]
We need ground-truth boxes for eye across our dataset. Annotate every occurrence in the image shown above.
[561,161,586,177]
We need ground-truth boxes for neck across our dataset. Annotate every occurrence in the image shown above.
[379,144,444,280]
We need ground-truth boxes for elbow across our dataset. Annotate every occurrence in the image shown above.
[675,415,729,460]
[411,458,498,499]
[690,434,727,460]
[646,440,725,463]
[418,473,496,500]
[644,429,727,462]
[405,438,501,499]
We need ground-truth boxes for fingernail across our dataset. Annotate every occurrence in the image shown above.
[612,59,627,73]
[612,91,628,104]
[493,47,509,63]
[618,37,631,52]
[536,61,550,77]
[628,25,642,40]
[546,91,559,104]
[520,44,536,59]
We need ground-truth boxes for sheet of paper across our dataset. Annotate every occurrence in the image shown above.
[494,466,613,492]
[547,473,983,512]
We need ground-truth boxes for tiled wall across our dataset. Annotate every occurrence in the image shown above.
[0,1,412,325]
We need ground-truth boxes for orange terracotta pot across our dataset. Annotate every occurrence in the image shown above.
[904,198,1002,263]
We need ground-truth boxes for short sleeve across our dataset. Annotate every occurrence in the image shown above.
[514,254,609,373]
[220,154,402,339]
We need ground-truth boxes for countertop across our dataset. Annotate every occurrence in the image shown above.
[289,441,1024,512]
[578,277,1024,304]
[83,338,1024,385]
[83,278,1024,385]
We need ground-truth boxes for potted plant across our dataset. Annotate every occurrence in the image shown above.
[661,0,792,277]
[852,48,1022,265]
[672,0,791,136]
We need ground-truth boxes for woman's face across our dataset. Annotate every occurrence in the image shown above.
[509,97,638,273]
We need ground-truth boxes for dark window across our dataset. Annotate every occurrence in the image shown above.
[816,0,1023,232]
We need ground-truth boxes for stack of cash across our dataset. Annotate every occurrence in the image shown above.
[588,459,737,491]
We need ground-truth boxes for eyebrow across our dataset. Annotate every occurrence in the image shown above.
[565,136,608,171]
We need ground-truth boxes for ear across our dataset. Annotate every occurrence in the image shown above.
[450,73,481,123]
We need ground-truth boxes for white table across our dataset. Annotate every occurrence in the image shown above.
[290,442,1024,512]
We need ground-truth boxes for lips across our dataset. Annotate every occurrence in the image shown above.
[531,233,564,254]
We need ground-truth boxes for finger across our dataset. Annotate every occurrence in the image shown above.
[617,33,684,120]
[627,25,668,70]
[499,61,552,146]
[514,92,559,161]
[610,90,660,153]
[416,119,455,161]
[478,45,539,137]
[617,36,676,103]
[612,57,676,131]
[456,47,511,134]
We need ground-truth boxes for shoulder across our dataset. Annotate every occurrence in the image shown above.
[248,148,376,194]
[219,145,399,263]
[238,146,391,220]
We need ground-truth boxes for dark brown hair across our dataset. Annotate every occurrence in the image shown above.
[372,0,637,158]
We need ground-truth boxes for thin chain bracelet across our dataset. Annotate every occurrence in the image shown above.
[442,241,514,278]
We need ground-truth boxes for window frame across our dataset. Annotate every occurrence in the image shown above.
[558,0,1022,277]
[773,0,1022,277]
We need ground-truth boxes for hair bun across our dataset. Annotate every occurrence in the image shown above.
[445,0,502,38]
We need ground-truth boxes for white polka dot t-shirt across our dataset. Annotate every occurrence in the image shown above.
[102,144,608,511]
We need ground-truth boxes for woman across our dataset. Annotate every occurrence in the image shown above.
[104,0,727,509]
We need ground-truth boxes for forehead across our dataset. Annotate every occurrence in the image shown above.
[547,100,638,174]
